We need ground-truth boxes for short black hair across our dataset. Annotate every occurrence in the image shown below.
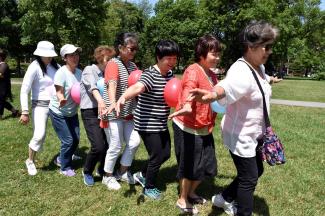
[155,39,180,60]
[0,48,7,60]
[194,34,221,62]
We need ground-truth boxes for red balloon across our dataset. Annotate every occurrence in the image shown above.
[164,78,181,107]
[128,70,143,87]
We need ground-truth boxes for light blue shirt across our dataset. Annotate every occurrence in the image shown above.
[49,65,82,117]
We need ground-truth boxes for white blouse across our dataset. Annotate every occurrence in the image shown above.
[217,58,272,157]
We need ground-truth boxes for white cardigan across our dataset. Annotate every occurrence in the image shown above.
[218,58,272,158]
[20,60,58,112]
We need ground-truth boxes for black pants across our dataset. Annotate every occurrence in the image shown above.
[222,151,264,216]
[139,130,171,189]
[0,99,13,115]
[81,108,108,175]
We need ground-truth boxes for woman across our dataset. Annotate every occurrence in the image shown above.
[80,46,115,186]
[115,39,180,199]
[0,49,20,120]
[49,44,82,177]
[169,35,221,214]
[190,21,279,216]
[101,32,141,190]
[19,41,59,176]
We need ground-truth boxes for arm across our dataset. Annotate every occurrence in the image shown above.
[115,82,145,116]
[269,76,282,84]
[92,89,106,115]
[19,63,37,125]
[55,85,67,107]
[189,85,226,104]
[82,66,106,115]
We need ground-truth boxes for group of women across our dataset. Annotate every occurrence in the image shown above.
[19,20,280,216]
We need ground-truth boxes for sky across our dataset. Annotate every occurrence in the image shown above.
[129,0,325,11]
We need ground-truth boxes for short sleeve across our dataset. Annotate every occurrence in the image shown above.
[54,67,66,87]
[82,65,98,93]
[139,69,154,92]
[105,61,119,82]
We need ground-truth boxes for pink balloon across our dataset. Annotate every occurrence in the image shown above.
[164,78,181,108]
[71,82,80,104]
[128,70,143,87]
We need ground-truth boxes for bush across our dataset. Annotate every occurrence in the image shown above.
[315,72,325,81]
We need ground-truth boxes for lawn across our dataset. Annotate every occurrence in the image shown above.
[0,84,324,216]
[271,79,325,102]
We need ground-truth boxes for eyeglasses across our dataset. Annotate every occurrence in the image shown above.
[126,46,138,52]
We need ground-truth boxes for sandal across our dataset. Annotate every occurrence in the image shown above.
[188,196,207,205]
[176,201,199,215]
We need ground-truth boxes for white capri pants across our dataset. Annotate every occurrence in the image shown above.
[28,106,49,152]
[104,119,140,173]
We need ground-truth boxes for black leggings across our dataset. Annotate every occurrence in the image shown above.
[81,108,108,175]
[138,130,171,189]
[222,151,264,216]
[0,99,14,115]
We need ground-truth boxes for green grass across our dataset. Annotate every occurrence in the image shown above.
[0,84,324,215]
[271,79,325,102]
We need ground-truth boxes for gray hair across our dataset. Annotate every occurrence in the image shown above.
[240,20,279,52]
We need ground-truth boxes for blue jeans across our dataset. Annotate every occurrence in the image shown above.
[49,109,80,171]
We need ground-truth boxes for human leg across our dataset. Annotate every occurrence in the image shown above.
[81,109,108,175]
[139,130,171,189]
[223,152,263,216]
[49,110,79,173]
[118,120,140,176]
[25,106,49,175]
[103,119,124,175]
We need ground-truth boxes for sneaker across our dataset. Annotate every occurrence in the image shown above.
[72,154,82,160]
[133,171,146,187]
[54,156,61,167]
[143,188,162,200]
[25,159,37,176]
[102,176,121,190]
[117,171,135,184]
[82,171,94,186]
[60,169,76,177]
[212,193,237,216]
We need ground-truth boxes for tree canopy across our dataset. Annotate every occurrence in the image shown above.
[0,0,323,75]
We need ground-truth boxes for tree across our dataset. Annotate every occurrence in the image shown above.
[142,0,207,70]
[101,0,146,46]
[0,0,25,74]
[19,0,106,65]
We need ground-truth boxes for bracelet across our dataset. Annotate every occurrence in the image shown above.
[21,111,29,115]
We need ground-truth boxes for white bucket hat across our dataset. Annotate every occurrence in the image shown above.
[60,44,82,58]
[33,41,58,57]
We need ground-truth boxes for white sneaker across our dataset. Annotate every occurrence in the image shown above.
[25,159,37,176]
[116,171,135,184]
[102,176,121,190]
[212,193,237,216]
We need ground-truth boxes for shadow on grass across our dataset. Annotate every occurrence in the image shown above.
[40,146,89,171]
[207,195,270,216]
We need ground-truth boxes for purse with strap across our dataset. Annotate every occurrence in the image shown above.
[242,60,286,166]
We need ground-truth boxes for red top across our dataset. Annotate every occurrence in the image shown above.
[175,63,218,133]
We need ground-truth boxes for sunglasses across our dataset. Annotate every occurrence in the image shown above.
[263,44,273,51]
[126,46,138,52]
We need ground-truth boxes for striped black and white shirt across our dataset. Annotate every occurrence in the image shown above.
[134,66,174,132]
[103,57,137,120]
